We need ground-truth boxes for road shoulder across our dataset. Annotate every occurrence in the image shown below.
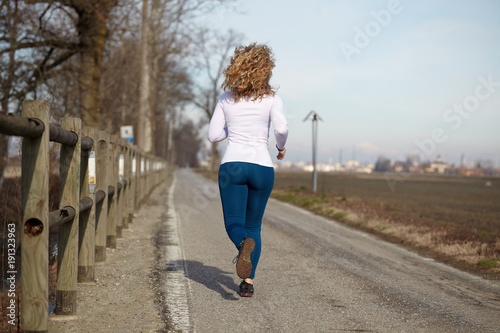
[48,181,169,332]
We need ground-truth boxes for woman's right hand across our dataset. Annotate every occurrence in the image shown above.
[277,148,286,160]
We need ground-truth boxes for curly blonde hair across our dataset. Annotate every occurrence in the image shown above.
[222,43,276,101]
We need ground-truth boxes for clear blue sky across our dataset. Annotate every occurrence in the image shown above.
[199,0,500,166]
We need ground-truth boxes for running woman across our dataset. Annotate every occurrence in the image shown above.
[208,43,288,297]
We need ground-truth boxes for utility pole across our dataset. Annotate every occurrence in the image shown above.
[303,111,323,192]
[138,0,151,152]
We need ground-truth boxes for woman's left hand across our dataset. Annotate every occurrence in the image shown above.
[277,148,286,160]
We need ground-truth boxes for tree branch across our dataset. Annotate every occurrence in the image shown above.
[0,40,80,56]
[39,2,55,29]
[7,49,77,102]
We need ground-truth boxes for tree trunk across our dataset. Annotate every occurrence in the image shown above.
[79,50,97,125]
[149,0,162,157]
[76,1,117,128]
[138,0,152,152]
[0,134,8,190]
[0,1,18,190]
[210,142,220,171]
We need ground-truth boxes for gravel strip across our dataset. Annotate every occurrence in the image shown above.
[48,181,170,332]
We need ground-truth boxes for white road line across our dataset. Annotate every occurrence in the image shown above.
[164,173,193,332]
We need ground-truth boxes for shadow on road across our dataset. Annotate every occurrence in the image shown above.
[168,260,240,301]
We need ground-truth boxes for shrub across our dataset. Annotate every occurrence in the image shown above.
[477,258,499,268]
[333,212,347,219]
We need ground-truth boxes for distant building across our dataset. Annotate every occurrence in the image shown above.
[428,155,450,174]
[393,161,406,173]
[272,153,499,176]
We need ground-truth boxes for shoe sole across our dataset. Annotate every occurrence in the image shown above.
[236,238,255,279]
[240,292,253,297]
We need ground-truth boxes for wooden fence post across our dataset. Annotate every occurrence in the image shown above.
[143,156,147,201]
[135,152,142,209]
[20,100,50,332]
[95,131,109,261]
[122,140,130,229]
[141,154,146,205]
[106,135,117,248]
[155,159,160,186]
[129,147,137,222]
[78,126,96,282]
[116,141,123,238]
[147,155,153,196]
[146,156,151,196]
[56,117,81,316]
[143,156,148,198]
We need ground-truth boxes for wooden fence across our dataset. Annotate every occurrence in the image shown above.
[0,100,168,332]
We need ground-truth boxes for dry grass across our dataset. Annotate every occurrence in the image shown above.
[271,186,500,277]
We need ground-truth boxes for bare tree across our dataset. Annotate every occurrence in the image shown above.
[173,119,202,167]
[191,29,242,170]
[99,0,235,160]
[137,0,151,151]
[1,1,80,109]
[0,0,239,178]
[374,156,393,172]
[3,0,120,127]
[0,0,20,188]
[145,0,235,159]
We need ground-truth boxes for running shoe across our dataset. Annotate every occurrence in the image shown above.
[239,280,254,297]
[234,238,255,279]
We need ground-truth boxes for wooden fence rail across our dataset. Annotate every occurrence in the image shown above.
[0,100,168,333]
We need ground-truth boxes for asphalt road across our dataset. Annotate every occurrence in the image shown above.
[160,168,500,333]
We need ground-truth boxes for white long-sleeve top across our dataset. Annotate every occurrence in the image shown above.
[208,92,288,167]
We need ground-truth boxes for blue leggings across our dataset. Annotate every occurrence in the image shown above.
[218,162,275,279]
